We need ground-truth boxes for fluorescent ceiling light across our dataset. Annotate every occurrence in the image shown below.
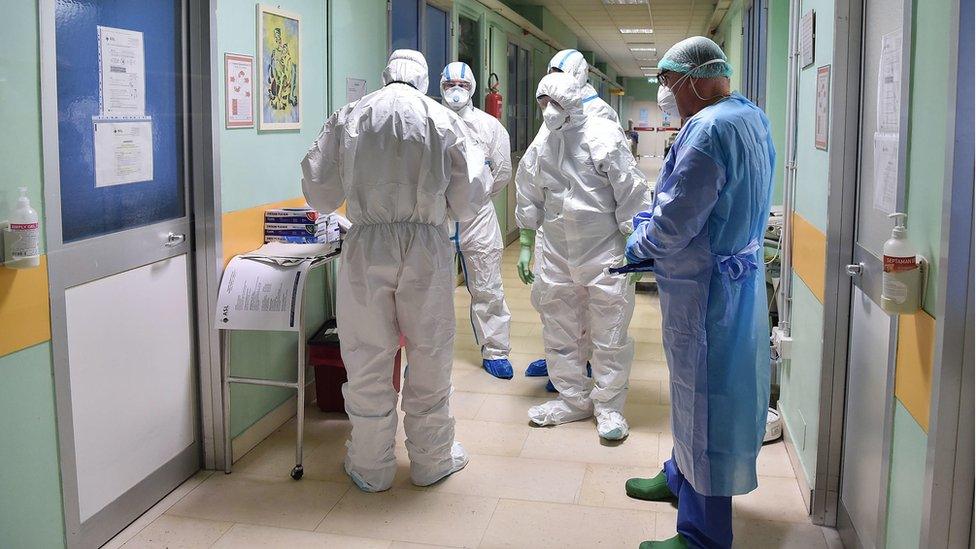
[602,0,648,4]
[629,47,657,52]
[646,76,659,83]
[620,28,654,34]
[640,66,658,71]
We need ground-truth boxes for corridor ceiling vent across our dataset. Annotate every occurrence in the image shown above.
[619,27,655,33]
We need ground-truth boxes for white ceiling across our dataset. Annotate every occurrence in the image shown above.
[520,0,718,78]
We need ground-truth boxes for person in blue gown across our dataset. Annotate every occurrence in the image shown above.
[622,36,776,549]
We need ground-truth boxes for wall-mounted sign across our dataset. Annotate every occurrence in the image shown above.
[877,30,903,133]
[224,53,254,129]
[346,78,367,103]
[815,65,830,150]
[800,10,816,69]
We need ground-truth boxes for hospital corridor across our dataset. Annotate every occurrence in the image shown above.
[100,236,837,549]
[1,0,972,548]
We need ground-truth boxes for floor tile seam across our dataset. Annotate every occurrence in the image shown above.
[474,497,503,549]
[312,482,354,532]
[205,520,239,548]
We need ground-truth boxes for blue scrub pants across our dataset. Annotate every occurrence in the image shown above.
[664,457,733,549]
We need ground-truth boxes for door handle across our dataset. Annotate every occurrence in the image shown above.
[164,232,186,247]
[846,263,863,276]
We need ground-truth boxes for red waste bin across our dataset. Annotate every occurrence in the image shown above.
[309,320,403,413]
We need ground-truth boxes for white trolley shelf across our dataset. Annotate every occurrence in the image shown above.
[216,242,340,480]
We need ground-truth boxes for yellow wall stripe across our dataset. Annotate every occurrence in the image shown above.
[895,310,936,431]
[0,256,51,356]
[791,213,827,303]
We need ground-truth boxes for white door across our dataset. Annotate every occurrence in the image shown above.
[838,0,909,546]
[41,1,200,547]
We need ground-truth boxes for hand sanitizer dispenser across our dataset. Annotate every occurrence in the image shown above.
[881,212,923,314]
[2,187,41,269]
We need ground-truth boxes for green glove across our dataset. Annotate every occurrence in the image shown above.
[630,271,644,284]
[517,229,536,285]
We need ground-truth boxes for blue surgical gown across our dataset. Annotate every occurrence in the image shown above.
[627,93,775,497]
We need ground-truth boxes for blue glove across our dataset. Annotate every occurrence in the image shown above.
[625,227,646,264]
[632,211,653,230]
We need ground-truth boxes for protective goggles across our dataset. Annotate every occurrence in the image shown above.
[441,79,473,91]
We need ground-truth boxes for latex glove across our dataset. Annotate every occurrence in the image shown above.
[629,270,644,284]
[625,227,646,264]
[517,229,536,285]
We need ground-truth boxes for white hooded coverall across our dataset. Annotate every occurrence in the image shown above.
[301,50,489,492]
[515,72,650,426]
[521,50,622,370]
[441,62,514,361]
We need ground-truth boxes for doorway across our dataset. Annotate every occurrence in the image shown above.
[40,0,208,546]
[836,0,910,546]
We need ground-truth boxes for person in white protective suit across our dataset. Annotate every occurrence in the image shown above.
[515,72,650,440]
[519,49,621,383]
[301,50,489,492]
[440,61,515,379]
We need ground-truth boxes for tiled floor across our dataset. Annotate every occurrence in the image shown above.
[106,243,841,549]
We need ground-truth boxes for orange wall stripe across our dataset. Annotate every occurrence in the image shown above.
[791,213,827,303]
[0,256,52,356]
[895,310,936,431]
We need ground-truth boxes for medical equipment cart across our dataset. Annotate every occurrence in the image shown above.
[217,243,340,480]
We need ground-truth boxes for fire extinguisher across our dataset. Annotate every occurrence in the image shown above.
[485,73,502,119]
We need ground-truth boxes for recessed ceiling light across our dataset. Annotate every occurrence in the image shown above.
[629,47,657,52]
[619,28,654,34]
[602,0,648,4]
[640,66,658,71]
[634,55,657,61]
[647,76,659,83]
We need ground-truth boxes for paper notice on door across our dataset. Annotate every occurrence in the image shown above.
[877,30,902,133]
[93,118,154,187]
[216,256,313,331]
[346,78,367,103]
[98,26,146,117]
[873,132,899,213]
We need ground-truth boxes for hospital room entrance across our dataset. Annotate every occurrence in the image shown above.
[39,1,212,546]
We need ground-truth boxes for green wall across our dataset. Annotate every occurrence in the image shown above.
[216,0,333,437]
[903,0,950,314]
[765,0,791,205]
[623,77,658,102]
[217,0,329,213]
[714,0,744,92]
[884,401,928,548]
[883,0,953,543]
[777,0,834,494]
[329,0,387,113]
[778,273,823,481]
[0,2,66,546]
[0,344,65,548]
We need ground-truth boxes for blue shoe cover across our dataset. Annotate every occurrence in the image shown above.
[545,379,557,393]
[525,359,548,377]
[483,358,514,379]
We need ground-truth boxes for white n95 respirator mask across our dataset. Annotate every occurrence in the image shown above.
[657,84,681,120]
[542,103,570,131]
[444,86,471,110]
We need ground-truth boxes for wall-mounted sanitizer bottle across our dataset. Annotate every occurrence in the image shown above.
[881,212,922,314]
[3,187,41,269]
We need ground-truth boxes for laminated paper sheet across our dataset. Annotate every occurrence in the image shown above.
[93,118,154,187]
[98,26,146,117]
[216,256,314,331]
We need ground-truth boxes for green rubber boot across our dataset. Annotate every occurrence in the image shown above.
[625,470,677,501]
[638,534,690,548]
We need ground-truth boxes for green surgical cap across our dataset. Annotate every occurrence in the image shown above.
[658,36,733,78]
